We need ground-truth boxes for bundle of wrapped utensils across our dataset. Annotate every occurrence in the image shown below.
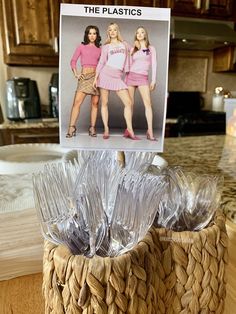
[33,151,223,257]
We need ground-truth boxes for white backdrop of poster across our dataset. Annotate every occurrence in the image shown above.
[59,4,170,152]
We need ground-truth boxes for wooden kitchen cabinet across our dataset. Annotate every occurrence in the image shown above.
[63,0,166,7]
[0,126,59,145]
[113,0,166,6]
[61,0,113,4]
[167,0,201,15]
[0,0,60,66]
[0,0,169,66]
[167,0,235,20]
[213,45,236,72]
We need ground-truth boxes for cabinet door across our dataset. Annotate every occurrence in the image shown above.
[114,0,166,6]
[61,0,114,5]
[0,0,59,66]
[65,0,168,6]
[169,0,235,19]
[62,0,167,6]
[201,0,234,18]
[0,128,60,145]
[10,132,60,144]
[213,46,236,72]
[168,0,201,15]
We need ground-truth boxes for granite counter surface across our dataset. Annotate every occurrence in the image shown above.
[160,135,236,223]
[0,119,59,129]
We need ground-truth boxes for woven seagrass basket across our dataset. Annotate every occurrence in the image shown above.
[43,211,228,314]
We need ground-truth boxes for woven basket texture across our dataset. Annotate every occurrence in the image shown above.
[43,211,228,314]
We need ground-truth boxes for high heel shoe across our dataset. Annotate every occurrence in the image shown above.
[103,132,110,140]
[103,128,110,139]
[123,129,129,138]
[88,126,97,137]
[146,131,157,141]
[123,129,140,140]
[66,125,76,138]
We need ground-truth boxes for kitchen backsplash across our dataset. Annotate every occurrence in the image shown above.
[169,54,208,92]
[169,49,236,110]
[1,39,236,119]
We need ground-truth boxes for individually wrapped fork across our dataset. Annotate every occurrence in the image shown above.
[108,170,166,256]
[124,151,156,170]
[74,182,108,257]
[154,166,223,231]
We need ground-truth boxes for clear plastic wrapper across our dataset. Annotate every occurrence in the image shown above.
[33,152,223,257]
[153,166,223,231]
[33,151,160,256]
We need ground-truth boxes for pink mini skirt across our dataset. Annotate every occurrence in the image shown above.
[125,72,149,87]
[97,65,128,91]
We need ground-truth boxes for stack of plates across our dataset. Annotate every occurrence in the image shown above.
[0,143,68,174]
[0,143,68,213]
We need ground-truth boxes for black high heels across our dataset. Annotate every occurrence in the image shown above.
[66,125,76,138]
[88,126,97,137]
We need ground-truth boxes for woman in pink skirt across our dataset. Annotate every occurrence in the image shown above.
[126,26,157,141]
[66,25,101,138]
[93,23,138,140]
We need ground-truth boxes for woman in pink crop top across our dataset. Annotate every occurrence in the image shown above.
[93,23,139,140]
[66,25,101,138]
[126,26,157,141]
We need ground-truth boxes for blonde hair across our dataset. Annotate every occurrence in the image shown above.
[132,26,150,55]
[105,23,123,44]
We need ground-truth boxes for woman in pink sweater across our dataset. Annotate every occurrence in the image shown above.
[93,23,138,140]
[126,26,157,141]
[66,25,101,138]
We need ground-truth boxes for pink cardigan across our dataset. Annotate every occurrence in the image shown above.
[129,46,157,84]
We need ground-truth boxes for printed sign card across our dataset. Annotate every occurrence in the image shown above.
[59,3,170,152]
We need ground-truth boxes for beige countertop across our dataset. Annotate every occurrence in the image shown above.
[160,134,236,223]
[0,119,59,129]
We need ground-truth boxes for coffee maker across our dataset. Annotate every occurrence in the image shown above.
[6,77,41,121]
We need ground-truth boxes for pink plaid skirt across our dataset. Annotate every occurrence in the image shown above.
[97,65,127,91]
[77,72,99,96]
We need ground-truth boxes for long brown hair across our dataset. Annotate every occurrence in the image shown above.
[132,26,150,55]
[82,25,101,48]
[105,23,123,44]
